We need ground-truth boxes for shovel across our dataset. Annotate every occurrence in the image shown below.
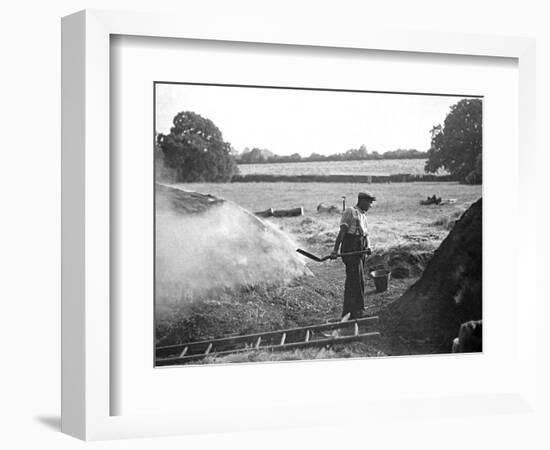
[296,248,370,262]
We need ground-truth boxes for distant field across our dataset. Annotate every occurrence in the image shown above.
[237,158,439,177]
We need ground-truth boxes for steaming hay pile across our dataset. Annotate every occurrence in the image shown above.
[156,184,319,345]
[156,184,311,304]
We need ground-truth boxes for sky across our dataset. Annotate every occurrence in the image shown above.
[155,83,475,157]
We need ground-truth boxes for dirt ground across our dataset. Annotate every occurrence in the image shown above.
[156,181,482,363]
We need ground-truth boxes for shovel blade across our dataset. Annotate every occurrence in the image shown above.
[296,248,322,262]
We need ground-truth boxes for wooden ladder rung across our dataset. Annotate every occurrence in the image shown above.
[255,337,262,349]
[305,329,310,343]
[204,343,213,355]
[354,322,359,336]
[280,333,286,345]
[179,346,188,358]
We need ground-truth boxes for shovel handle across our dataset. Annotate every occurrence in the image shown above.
[338,250,371,257]
[321,249,370,261]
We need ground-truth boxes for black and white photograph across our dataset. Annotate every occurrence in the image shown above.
[154,82,483,367]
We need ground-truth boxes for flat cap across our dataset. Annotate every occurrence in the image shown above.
[358,192,376,202]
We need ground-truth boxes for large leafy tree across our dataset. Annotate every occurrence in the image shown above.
[157,111,238,182]
[425,99,482,184]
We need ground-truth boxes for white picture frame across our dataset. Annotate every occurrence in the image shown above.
[61,9,537,441]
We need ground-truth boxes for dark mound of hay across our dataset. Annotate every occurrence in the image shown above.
[385,198,482,351]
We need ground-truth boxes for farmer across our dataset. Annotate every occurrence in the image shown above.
[330,192,375,319]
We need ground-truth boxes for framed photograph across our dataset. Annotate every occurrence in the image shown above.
[62,9,537,441]
[153,82,483,368]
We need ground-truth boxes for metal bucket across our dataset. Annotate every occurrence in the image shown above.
[370,269,390,292]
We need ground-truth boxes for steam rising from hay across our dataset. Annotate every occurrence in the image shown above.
[156,185,311,306]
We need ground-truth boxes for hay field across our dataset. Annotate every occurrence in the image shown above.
[157,181,481,361]
[237,158,432,177]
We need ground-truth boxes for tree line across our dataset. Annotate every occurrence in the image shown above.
[156,98,482,184]
[236,145,427,164]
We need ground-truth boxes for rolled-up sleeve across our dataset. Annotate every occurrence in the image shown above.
[340,208,353,229]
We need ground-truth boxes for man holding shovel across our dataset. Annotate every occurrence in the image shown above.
[330,192,375,319]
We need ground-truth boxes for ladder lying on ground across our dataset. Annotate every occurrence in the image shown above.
[156,314,380,366]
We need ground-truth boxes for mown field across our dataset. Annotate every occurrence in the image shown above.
[158,181,482,362]
[237,158,440,177]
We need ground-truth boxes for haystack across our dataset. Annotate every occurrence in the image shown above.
[385,198,482,351]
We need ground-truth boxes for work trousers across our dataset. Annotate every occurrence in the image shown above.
[341,234,366,319]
